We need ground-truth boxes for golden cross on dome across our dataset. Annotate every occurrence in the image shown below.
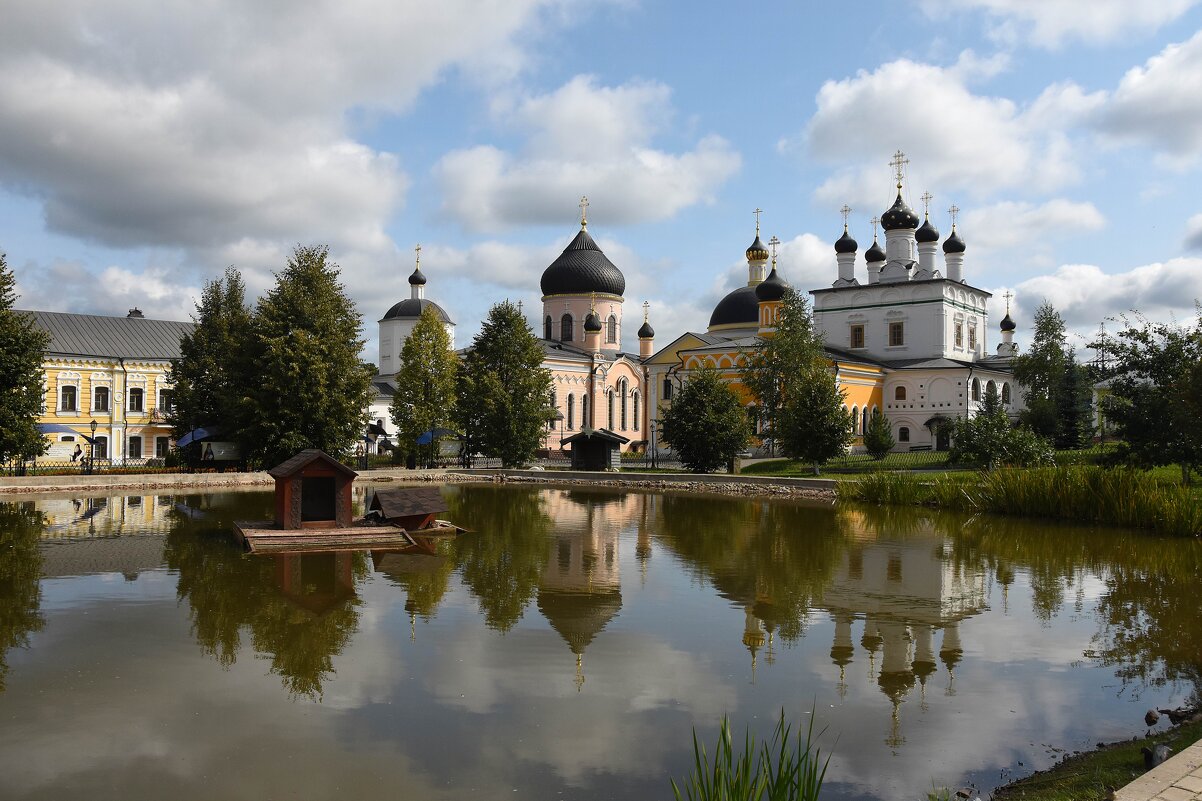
[579,195,589,228]
[840,204,852,229]
[921,191,933,218]
[890,150,909,188]
[870,215,880,237]
[1003,290,1013,314]
[414,243,421,268]
[642,300,650,322]
[768,235,780,266]
[948,204,960,229]
[753,207,763,234]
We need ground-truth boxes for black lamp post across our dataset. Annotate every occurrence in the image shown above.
[88,419,97,475]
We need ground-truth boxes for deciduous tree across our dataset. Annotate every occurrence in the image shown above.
[0,253,49,465]
[390,304,458,466]
[455,301,552,468]
[659,365,750,473]
[951,383,1053,469]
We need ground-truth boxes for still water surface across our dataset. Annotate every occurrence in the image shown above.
[0,484,1199,800]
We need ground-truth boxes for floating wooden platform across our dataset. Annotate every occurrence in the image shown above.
[233,521,416,554]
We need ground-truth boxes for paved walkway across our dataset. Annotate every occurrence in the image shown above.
[1117,740,1202,801]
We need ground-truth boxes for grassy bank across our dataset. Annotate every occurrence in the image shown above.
[841,467,1202,536]
[992,718,1202,801]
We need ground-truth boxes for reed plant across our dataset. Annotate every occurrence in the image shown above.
[843,466,1201,536]
[670,710,828,801]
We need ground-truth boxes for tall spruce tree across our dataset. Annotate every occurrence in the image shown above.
[750,288,852,474]
[0,253,49,464]
[1014,301,1070,441]
[1055,354,1093,449]
[240,245,375,467]
[455,301,552,468]
[168,266,252,454]
[659,365,750,473]
[863,408,895,460]
[390,304,458,466]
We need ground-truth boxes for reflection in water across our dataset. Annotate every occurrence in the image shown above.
[163,497,367,700]
[2,485,1201,800]
[0,502,46,691]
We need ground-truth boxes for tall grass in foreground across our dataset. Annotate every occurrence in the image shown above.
[844,466,1202,537]
[671,710,829,801]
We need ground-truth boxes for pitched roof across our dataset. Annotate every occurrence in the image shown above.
[562,427,630,445]
[266,449,358,479]
[20,310,193,361]
[368,487,448,520]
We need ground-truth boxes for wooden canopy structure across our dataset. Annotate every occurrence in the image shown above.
[561,428,629,471]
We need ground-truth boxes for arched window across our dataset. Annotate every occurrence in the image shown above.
[548,388,556,430]
[898,426,910,443]
[986,380,996,399]
[561,314,573,342]
[544,316,552,340]
[851,405,859,434]
[663,378,673,401]
[60,385,77,412]
[632,392,640,431]
[607,390,615,430]
[862,407,868,433]
[607,315,617,344]
[582,394,590,428]
[567,394,575,430]
[894,386,907,401]
[1001,382,1012,405]
[619,379,628,430]
[971,378,981,401]
[93,386,109,412]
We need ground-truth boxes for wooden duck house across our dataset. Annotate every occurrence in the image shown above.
[267,449,358,529]
[368,487,448,531]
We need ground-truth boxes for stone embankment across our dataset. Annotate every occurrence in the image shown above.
[0,467,839,501]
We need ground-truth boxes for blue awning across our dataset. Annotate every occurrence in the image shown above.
[416,428,461,446]
[177,426,223,447]
[37,422,97,443]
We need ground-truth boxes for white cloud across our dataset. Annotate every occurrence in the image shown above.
[1003,259,1202,346]
[1096,29,1202,164]
[1185,213,1202,251]
[921,0,1201,48]
[436,75,741,232]
[12,257,200,322]
[962,199,1105,250]
[798,57,1104,211]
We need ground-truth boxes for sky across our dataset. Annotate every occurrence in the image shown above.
[3,0,1202,360]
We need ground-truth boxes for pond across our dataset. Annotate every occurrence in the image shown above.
[0,484,1199,800]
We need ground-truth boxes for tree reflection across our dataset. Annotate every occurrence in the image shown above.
[447,485,552,632]
[0,502,46,691]
[164,517,365,700]
[372,536,456,619]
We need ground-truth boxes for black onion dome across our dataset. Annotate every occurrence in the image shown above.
[540,229,626,297]
[942,229,966,254]
[881,192,920,231]
[1000,313,1016,332]
[915,218,940,243]
[708,285,760,328]
[381,298,453,323]
[408,266,427,286]
[835,228,858,254]
[746,235,769,262]
[755,266,788,301]
[637,320,655,338]
[584,310,603,332]
[865,238,886,263]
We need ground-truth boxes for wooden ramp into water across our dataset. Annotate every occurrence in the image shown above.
[233,521,416,554]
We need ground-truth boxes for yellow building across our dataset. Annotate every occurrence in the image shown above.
[23,308,194,464]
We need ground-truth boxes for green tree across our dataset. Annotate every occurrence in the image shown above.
[863,408,895,460]
[168,266,252,455]
[1014,301,1070,442]
[1055,354,1093,449]
[1092,313,1202,484]
[0,502,45,691]
[390,305,458,466]
[455,301,552,468]
[240,245,375,467]
[660,365,750,473]
[0,253,50,465]
[950,383,1053,469]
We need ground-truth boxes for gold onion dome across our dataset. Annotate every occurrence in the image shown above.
[746,234,770,262]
